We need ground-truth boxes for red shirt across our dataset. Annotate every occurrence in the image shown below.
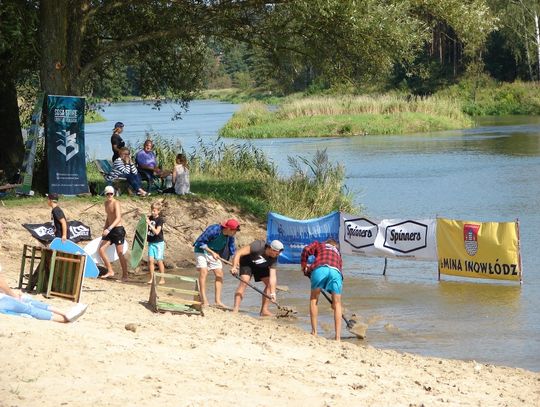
[300,241,343,277]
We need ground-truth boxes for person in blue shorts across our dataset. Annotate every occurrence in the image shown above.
[300,239,344,341]
[0,264,87,323]
[146,202,166,284]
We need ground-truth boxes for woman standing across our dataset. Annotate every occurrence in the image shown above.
[110,121,125,161]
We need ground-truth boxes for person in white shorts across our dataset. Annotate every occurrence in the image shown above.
[193,219,240,307]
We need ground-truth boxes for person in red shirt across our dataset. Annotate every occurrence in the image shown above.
[300,239,343,341]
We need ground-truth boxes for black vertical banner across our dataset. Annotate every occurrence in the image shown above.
[45,95,89,195]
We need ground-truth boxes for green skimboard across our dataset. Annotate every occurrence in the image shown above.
[130,215,147,269]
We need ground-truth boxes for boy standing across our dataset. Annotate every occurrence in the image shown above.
[146,202,166,284]
[98,185,128,281]
[193,219,240,307]
[47,193,67,242]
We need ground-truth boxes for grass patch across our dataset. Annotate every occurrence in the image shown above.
[221,112,472,139]
[219,95,473,139]
[436,77,540,116]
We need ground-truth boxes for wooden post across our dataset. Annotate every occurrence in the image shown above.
[45,250,58,298]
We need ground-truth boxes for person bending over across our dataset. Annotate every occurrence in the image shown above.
[230,239,283,316]
[193,219,239,307]
[300,239,344,341]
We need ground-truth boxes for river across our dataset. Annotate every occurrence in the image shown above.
[86,101,540,372]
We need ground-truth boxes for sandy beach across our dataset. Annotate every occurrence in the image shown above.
[1,199,539,406]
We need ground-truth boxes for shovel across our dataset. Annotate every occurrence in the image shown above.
[219,256,297,317]
[321,289,367,339]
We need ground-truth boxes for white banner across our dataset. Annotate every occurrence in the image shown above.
[374,218,438,261]
[339,213,382,257]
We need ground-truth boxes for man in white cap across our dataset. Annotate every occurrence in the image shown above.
[98,185,128,281]
[230,239,284,316]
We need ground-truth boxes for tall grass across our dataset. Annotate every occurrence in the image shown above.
[266,150,358,219]
[277,95,469,122]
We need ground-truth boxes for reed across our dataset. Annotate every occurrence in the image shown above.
[219,94,473,139]
[277,95,469,122]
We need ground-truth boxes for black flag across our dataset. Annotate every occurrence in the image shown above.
[22,221,92,243]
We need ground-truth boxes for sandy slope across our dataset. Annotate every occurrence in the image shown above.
[1,199,539,406]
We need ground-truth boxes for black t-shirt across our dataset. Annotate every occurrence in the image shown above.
[111,133,125,161]
[51,206,66,238]
[147,215,164,243]
[240,240,277,269]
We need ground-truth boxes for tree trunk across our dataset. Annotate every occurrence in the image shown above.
[535,11,540,81]
[0,74,24,178]
[39,0,70,94]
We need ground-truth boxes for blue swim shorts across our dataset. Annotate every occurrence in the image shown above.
[148,241,165,261]
[310,265,343,294]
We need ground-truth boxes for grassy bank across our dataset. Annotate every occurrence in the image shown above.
[436,76,540,116]
[81,137,358,220]
[219,95,473,139]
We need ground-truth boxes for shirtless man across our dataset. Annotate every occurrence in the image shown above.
[98,185,128,281]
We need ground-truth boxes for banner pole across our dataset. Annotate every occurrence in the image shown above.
[516,218,523,285]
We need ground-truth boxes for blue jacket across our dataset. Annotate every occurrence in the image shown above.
[193,224,236,260]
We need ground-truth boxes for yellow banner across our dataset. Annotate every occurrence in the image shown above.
[436,218,521,281]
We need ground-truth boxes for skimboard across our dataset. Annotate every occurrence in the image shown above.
[83,236,128,266]
[50,238,99,278]
[130,215,147,270]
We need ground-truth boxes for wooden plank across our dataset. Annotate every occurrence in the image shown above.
[154,272,197,283]
[158,286,200,296]
[45,250,57,298]
[0,183,21,191]
[157,295,201,306]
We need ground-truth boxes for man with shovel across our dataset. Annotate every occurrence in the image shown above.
[230,239,283,316]
[301,239,343,341]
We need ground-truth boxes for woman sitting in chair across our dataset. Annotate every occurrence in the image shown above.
[106,147,148,197]
[135,140,170,189]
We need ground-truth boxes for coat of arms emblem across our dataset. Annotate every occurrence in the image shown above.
[463,223,480,256]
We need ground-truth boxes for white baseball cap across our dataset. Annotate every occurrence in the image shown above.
[269,240,284,251]
[104,185,115,195]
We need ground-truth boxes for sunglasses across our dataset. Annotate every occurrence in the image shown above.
[106,193,114,196]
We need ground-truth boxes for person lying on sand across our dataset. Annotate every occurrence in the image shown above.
[0,265,87,323]
[98,185,129,281]
[301,239,344,341]
[230,239,283,316]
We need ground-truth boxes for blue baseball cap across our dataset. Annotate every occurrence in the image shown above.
[113,122,124,129]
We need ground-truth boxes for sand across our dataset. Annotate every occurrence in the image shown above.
[1,199,539,406]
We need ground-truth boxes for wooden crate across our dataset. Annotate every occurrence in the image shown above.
[19,244,85,302]
[148,273,203,316]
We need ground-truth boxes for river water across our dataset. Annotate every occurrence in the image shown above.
[86,101,540,371]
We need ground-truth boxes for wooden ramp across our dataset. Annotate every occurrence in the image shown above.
[148,273,203,316]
